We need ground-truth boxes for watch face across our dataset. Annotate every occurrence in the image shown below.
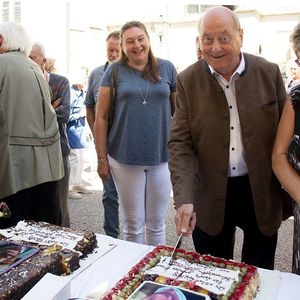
[128,281,211,300]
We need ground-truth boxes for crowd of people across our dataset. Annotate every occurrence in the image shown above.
[1,5,300,275]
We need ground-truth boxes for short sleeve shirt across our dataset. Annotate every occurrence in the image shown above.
[100,59,177,166]
[84,65,105,107]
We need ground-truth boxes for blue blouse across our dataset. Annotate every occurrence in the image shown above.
[100,59,177,166]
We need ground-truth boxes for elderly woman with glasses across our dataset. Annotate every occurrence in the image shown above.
[272,22,300,274]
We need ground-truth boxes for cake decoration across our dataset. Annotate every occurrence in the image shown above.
[0,202,11,219]
[0,220,83,251]
[145,256,240,295]
[0,220,98,300]
[102,245,259,300]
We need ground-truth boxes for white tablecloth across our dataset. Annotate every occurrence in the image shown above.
[23,234,300,300]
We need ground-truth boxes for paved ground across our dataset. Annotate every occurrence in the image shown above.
[68,143,294,273]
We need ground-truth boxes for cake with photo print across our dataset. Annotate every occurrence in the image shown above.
[102,245,259,300]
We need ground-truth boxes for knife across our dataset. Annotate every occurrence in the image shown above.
[168,233,183,266]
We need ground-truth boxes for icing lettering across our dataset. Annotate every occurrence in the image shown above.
[145,256,239,295]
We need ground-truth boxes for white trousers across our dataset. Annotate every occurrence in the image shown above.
[109,157,171,246]
[69,148,85,189]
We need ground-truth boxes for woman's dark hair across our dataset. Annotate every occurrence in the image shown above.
[290,23,300,53]
[120,21,160,83]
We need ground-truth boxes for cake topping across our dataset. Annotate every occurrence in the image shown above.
[145,256,240,295]
[0,221,83,250]
[0,202,11,218]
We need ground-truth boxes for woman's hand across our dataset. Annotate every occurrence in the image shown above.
[97,160,111,181]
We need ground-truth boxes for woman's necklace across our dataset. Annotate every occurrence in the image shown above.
[129,66,149,105]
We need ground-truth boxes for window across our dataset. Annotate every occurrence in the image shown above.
[14,1,21,22]
[2,1,9,22]
[186,4,199,15]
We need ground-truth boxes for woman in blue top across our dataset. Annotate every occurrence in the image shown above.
[94,21,177,245]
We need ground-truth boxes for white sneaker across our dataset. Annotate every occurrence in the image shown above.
[73,185,92,194]
[68,190,82,199]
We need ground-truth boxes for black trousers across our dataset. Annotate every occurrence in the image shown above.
[192,175,278,270]
[0,181,62,229]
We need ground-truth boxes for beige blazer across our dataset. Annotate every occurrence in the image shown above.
[168,53,287,236]
[0,51,64,199]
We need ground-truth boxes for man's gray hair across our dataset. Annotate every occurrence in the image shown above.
[0,21,32,55]
[31,42,46,58]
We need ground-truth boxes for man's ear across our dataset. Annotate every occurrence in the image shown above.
[0,35,4,53]
[239,28,244,48]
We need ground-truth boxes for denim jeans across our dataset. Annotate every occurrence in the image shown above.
[102,175,119,238]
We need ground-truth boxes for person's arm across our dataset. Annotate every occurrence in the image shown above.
[170,91,176,117]
[169,61,177,117]
[272,97,300,203]
[168,76,197,237]
[85,70,102,137]
[86,106,96,136]
[94,86,111,181]
[54,78,70,124]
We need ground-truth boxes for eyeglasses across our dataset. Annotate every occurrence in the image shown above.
[295,58,300,68]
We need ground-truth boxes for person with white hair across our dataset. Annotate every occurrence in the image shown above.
[29,42,71,227]
[0,21,64,228]
[286,58,300,93]
[168,6,286,270]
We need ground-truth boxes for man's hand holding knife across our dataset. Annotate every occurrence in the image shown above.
[175,203,196,236]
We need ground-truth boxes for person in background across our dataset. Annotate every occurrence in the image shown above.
[94,21,177,246]
[0,22,63,228]
[67,69,91,199]
[195,36,202,60]
[168,6,286,270]
[272,22,300,274]
[85,31,121,238]
[285,58,300,93]
[29,43,71,227]
[45,57,56,73]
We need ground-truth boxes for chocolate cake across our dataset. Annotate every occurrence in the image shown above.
[102,245,259,300]
[0,220,98,300]
[0,246,62,300]
[0,220,97,258]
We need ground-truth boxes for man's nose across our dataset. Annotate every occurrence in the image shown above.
[211,39,223,50]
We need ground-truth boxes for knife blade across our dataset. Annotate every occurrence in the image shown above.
[168,233,183,265]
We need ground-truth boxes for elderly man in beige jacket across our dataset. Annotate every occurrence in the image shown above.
[0,22,64,228]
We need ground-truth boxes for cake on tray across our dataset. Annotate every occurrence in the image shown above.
[0,220,98,300]
[0,242,62,300]
[102,245,259,300]
[0,220,97,259]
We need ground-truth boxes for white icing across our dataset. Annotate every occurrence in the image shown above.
[0,221,82,250]
[145,256,240,295]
